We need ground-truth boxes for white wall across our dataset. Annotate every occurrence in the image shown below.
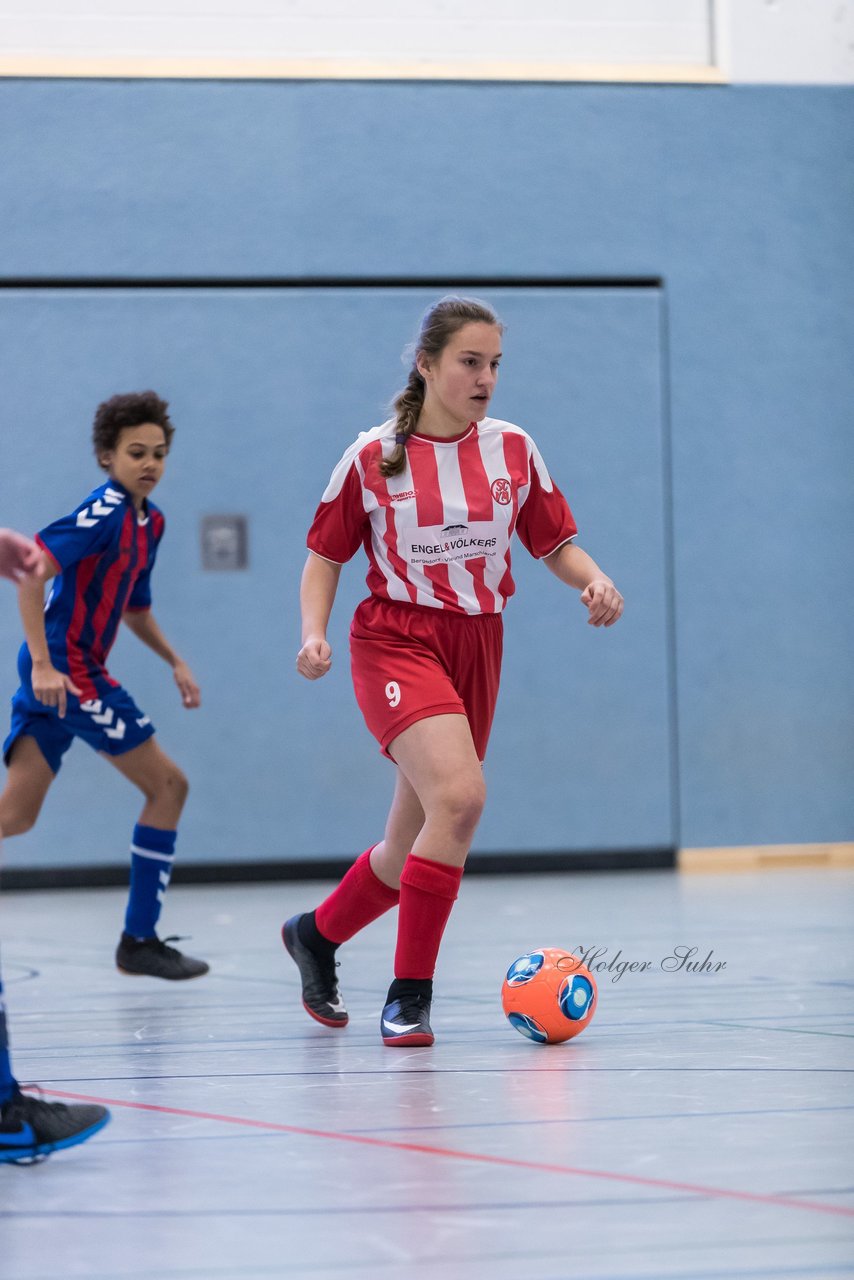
[0,0,851,83]
[724,0,854,84]
[0,0,718,79]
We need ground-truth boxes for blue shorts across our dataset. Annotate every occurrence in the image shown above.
[3,650,155,775]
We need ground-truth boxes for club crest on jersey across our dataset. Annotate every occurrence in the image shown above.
[491,478,511,505]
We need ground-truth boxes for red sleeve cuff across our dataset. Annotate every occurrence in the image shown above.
[306,539,348,566]
[34,534,61,574]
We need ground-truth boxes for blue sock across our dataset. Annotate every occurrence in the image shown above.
[0,965,19,1105]
[124,824,177,939]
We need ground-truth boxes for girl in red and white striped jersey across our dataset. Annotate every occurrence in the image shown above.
[283,296,623,1047]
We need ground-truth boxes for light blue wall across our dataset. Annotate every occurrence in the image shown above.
[0,285,673,864]
[1,81,852,864]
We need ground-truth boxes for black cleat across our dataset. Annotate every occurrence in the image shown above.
[0,1089,110,1164]
[282,914,348,1027]
[116,932,209,981]
[381,995,434,1047]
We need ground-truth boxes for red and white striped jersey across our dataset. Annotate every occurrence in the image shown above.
[307,418,577,615]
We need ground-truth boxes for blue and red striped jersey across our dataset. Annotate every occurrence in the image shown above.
[33,480,165,700]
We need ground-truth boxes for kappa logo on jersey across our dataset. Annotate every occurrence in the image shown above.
[80,698,126,740]
[75,487,124,528]
[491,477,512,505]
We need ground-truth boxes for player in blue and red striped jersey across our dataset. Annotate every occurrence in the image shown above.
[0,392,208,981]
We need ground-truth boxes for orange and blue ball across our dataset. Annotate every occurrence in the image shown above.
[501,948,597,1043]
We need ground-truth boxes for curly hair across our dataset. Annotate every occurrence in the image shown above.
[92,391,174,468]
[380,296,503,479]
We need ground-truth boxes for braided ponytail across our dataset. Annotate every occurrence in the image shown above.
[379,294,503,480]
[380,369,425,479]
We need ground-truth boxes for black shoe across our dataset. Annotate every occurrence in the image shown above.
[116,932,209,980]
[381,994,434,1047]
[0,1089,110,1164]
[282,914,348,1027]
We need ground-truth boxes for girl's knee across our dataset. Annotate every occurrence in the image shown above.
[439,776,486,838]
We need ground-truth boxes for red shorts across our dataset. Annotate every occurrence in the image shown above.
[349,596,503,761]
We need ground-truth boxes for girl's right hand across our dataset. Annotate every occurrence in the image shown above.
[296,637,332,681]
[31,660,82,718]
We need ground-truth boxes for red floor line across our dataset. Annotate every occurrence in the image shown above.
[43,1087,854,1221]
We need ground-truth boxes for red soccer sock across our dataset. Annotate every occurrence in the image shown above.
[394,854,464,980]
[314,847,400,945]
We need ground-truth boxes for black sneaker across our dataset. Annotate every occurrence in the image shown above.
[381,995,434,1047]
[116,932,209,980]
[0,1089,110,1164]
[282,914,348,1027]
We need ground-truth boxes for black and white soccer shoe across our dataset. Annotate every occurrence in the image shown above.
[282,914,348,1028]
[380,993,434,1047]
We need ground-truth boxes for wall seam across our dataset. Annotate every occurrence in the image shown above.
[0,276,664,290]
[658,282,683,849]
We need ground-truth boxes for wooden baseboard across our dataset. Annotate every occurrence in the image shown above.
[0,56,726,84]
[679,843,854,873]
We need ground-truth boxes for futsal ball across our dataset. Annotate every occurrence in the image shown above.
[501,948,597,1044]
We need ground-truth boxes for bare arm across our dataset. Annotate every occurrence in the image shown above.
[16,550,82,716]
[296,552,343,680]
[122,609,201,708]
[542,541,624,628]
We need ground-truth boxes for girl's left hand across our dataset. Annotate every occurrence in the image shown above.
[173,660,202,708]
[580,580,624,627]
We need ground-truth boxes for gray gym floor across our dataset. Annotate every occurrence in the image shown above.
[1,867,853,1280]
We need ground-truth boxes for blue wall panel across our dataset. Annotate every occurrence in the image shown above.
[0,82,669,279]
[1,81,852,859]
